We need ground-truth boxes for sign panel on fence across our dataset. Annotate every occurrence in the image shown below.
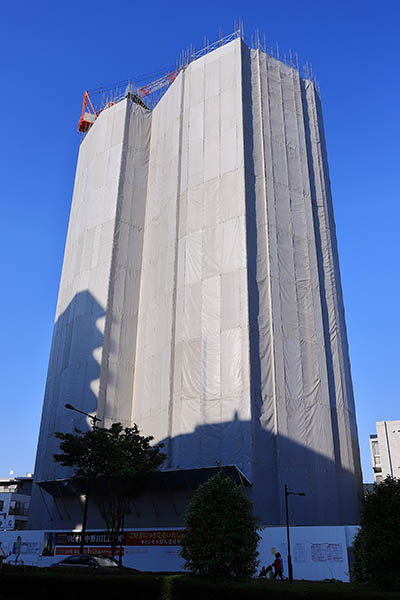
[45,530,183,555]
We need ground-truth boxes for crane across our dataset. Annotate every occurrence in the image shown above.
[77,71,178,134]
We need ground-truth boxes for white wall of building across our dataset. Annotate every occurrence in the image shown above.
[370,420,400,482]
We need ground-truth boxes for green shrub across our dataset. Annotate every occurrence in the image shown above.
[352,476,400,590]
[180,471,260,581]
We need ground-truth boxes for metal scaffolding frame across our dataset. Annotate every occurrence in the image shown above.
[77,23,320,135]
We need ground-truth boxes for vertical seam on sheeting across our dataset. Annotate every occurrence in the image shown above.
[179,70,188,455]
[218,44,222,430]
[293,69,318,378]
[294,72,331,524]
[307,89,338,399]
[264,55,286,525]
[284,67,307,426]
[199,58,205,461]
[167,70,186,467]
[258,50,283,523]
[277,61,302,435]
[218,159,223,431]
[199,57,204,425]
[239,40,255,479]
[309,84,348,467]
[98,100,129,425]
[257,51,279,439]
[130,106,152,426]
[295,76,326,390]
[265,58,286,445]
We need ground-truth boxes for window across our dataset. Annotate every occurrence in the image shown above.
[371,441,381,466]
[63,556,81,565]
[9,501,29,516]
[371,440,379,455]
[95,556,119,567]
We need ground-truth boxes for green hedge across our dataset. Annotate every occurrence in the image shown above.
[0,570,162,600]
[0,568,398,600]
[162,576,400,600]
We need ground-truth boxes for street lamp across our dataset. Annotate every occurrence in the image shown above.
[65,403,101,554]
[65,403,101,429]
[284,484,305,583]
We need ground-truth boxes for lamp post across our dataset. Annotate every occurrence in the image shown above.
[284,484,305,583]
[65,403,101,430]
[65,403,101,554]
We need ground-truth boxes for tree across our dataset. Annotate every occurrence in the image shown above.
[53,422,165,557]
[352,476,400,590]
[180,470,260,581]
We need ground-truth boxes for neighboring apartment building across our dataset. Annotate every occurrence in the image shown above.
[370,420,400,483]
[0,476,33,530]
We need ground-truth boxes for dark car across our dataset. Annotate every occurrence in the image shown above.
[49,554,140,573]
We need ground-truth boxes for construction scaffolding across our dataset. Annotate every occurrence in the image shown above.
[32,24,362,536]
[77,25,320,134]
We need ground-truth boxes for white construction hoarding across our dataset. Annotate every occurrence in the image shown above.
[0,525,359,581]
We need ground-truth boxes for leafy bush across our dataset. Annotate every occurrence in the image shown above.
[352,476,400,590]
[180,471,260,581]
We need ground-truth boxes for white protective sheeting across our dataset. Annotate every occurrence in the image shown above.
[133,38,252,477]
[30,37,362,531]
[98,101,151,428]
[132,39,361,526]
[30,100,151,528]
[242,45,362,525]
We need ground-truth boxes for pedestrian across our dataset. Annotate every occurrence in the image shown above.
[272,552,284,580]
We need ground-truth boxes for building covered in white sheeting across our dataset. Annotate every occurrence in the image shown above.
[28,31,362,531]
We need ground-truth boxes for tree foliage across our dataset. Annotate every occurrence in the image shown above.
[53,422,165,556]
[54,422,165,481]
[180,471,260,581]
[352,476,400,590]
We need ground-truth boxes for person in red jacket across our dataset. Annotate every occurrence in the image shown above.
[272,552,284,580]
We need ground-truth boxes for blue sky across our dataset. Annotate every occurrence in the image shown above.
[0,0,399,483]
